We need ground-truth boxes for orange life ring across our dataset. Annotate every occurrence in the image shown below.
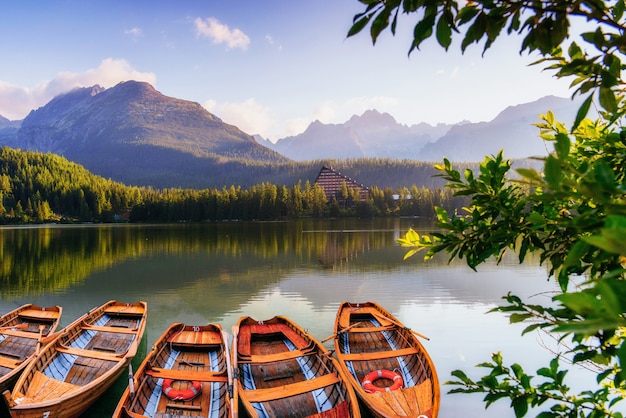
[162,378,202,401]
[362,369,403,393]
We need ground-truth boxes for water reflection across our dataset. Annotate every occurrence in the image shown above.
[0,220,576,417]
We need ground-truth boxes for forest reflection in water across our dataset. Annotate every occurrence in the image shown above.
[0,219,593,417]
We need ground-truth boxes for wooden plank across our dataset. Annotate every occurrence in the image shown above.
[22,371,80,403]
[0,356,20,369]
[415,378,434,412]
[243,373,340,403]
[18,309,59,321]
[0,329,40,339]
[168,330,221,346]
[339,347,419,361]
[344,325,393,333]
[146,368,228,382]
[238,348,315,364]
[56,345,123,361]
[165,403,202,411]
[104,305,145,315]
[82,325,138,334]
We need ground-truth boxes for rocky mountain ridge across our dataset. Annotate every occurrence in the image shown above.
[0,80,585,188]
[261,95,583,162]
[1,81,288,188]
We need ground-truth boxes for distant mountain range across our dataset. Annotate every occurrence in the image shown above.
[0,80,583,188]
[257,95,583,162]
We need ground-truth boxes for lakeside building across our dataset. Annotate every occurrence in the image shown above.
[314,166,369,203]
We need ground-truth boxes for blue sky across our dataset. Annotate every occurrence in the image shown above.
[0,0,574,141]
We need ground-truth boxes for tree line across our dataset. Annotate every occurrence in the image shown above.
[0,147,469,224]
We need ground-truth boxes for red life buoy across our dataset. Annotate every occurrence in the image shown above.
[362,369,403,393]
[162,379,202,401]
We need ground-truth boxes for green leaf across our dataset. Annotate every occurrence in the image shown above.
[436,13,453,50]
[572,94,593,130]
[553,133,570,159]
[599,85,617,113]
[412,9,436,48]
[592,159,616,191]
[510,313,532,323]
[567,42,583,60]
[583,215,626,255]
[516,168,543,183]
[543,156,562,189]
[512,395,529,417]
[457,5,479,24]
[370,7,392,44]
[348,14,373,38]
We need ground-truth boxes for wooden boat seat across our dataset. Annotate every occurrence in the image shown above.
[168,329,223,347]
[237,347,317,364]
[164,403,202,411]
[20,371,80,403]
[17,309,59,321]
[243,373,340,403]
[146,367,228,382]
[104,306,145,316]
[237,323,310,357]
[0,329,42,339]
[82,324,138,334]
[339,346,420,361]
[155,410,204,418]
[343,325,393,333]
[56,345,124,362]
[0,355,22,369]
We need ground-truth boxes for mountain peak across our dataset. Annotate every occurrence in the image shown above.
[13,80,289,188]
[348,109,398,128]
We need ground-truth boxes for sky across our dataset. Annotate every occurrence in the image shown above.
[0,0,575,142]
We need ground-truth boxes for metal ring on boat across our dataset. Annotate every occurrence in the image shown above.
[362,369,403,393]
[162,379,202,401]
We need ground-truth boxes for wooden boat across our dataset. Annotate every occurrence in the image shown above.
[2,300,147,418]
[233,315,360,418]
[113,322,236,418]
[0,304,62,393]
[331,302,440,418]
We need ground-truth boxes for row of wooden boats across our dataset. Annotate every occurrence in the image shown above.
[0,301,439,417]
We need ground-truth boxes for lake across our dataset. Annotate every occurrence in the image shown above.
[0,219,594,417]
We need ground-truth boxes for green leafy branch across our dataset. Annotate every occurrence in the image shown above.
[448,353,624,417]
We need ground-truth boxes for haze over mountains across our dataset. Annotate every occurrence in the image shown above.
[0,80,582,189]
[258,95,582,162]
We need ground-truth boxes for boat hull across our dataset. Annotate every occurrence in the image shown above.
[234,315,361,418]
[3,300,147,418]
[114,322,235,418]
[333,301,440,418]
[0,304,63,395]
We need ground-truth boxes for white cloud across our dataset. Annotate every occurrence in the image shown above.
[124,27,143,39]
[0,58,156,121]
[194,17,250,50]
[265,35,282,51]
[203,98,273,138]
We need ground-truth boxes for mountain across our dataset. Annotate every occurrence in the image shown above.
[7,81,289,188]
[0,115,20,144]
[0,81,586,189]
[266,110,453,160]
[419,95,583,161]
[262,96,582,162]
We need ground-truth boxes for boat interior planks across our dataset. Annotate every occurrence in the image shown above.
[235,316,360,418]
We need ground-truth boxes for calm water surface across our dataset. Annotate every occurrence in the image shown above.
[0,219,595,417]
